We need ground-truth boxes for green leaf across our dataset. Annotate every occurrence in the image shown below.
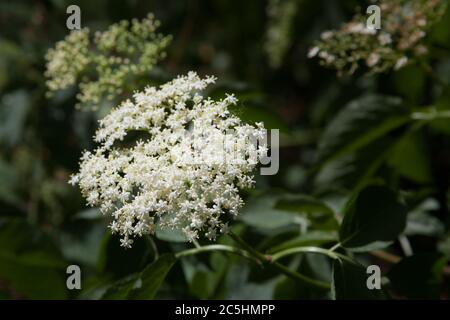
[388,254,447,299]
[232,104,288,132]
[128,254,177,299]
[274,254,332,299]
[59,222,105,267]
[97,233,155,278]
[275,194,338,231]
[224,262,275,299]
[256,230,300,252]
[387,132,432,183]
[240,193,303,230]
[0,39,28,89]
[393,65,425,102]
[428,92,450,135]
[430,4,450,46]
[315,138,394,193]
[102,254,176,300]
[339,185,407,251]
[275,194,334,215]
[0,219,68,299]
[332,259,386,300]
[210,83,288,132]
[317,95,409,166]
[181,252,228,299]
[101,274,141,299]
[405,199,444,237]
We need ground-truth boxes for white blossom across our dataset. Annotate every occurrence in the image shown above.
[378,33,392,46]
[366,53,380,67]
[70,72,267,247]
[394,56,409,70]
[308,46,320,58]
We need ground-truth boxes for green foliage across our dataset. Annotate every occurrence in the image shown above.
[101,254,176,299]
[339,185,407,251]
[0,220,68,299]
[317,95,409,166]
[332,260,385,300]
[387,132,432,183]
[388,254,448,299]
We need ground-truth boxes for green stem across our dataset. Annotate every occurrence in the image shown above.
[175,244,259,264]
[192,238,201,248]
[411,109,450,121]
[228,231,269,262]
[228,231,330,290]
[144,235,159,262]
[270,261,330,289]
[329,243,341,252]
[271,246,353,264]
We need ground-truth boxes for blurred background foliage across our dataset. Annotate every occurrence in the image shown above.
[1,0,450,299]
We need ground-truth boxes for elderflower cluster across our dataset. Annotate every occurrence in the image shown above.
[45,29,90,92]
[308,0,447,75]
[69,72,267,248]
[45,13,171,110]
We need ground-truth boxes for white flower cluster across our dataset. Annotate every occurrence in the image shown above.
[70,72,267,248]
[45,13,171,110]
[308,0,447,75]
[45,29,90,92]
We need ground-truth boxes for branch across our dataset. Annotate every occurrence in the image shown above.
[228,231,331,290]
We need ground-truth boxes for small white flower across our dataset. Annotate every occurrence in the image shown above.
[395,56,409,70]
[319,51,336,63]
[320,31,334,40]
[308,46,320,58]
[378,33,392,45]
[346,22,376,35]
[366,52,380,67]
